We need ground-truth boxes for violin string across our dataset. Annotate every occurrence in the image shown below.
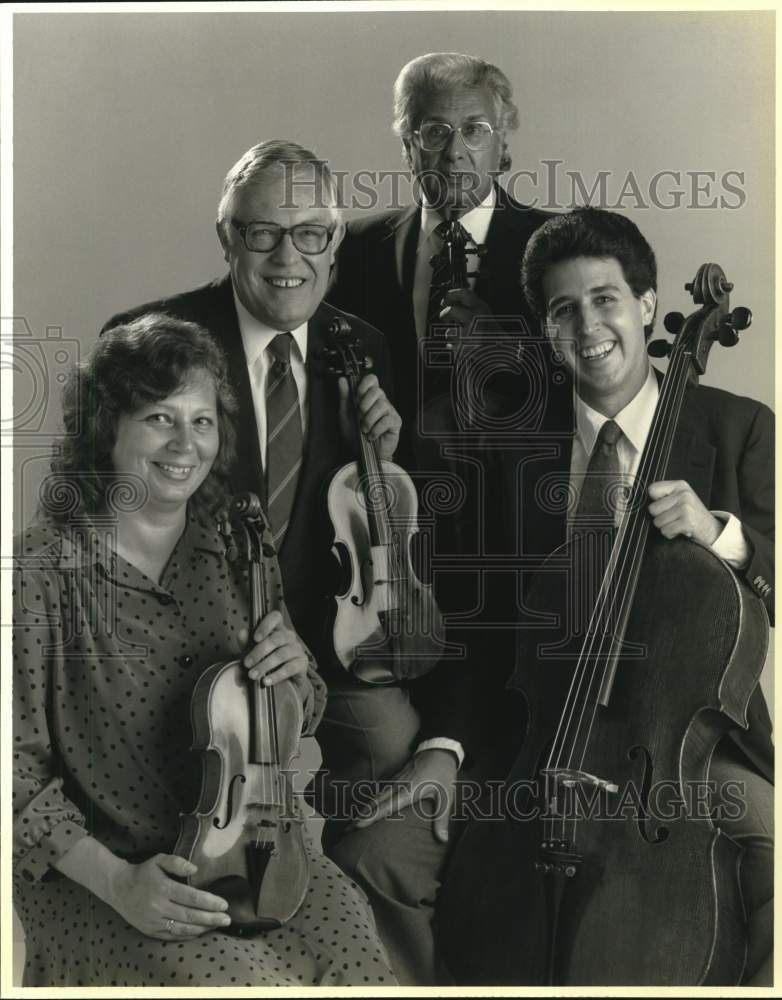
[548,348,691,836]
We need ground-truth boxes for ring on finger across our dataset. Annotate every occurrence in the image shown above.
[166,917,175,934]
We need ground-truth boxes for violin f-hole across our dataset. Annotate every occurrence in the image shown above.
[213,773,247,829]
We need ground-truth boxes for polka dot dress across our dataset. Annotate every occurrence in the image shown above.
[12,515,395,987]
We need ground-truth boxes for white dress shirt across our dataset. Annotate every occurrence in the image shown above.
[232,285,465,767]
[571,366,749,567]
[412,187,496,341]
[233,289,309,471]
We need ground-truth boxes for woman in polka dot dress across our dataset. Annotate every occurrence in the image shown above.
[12,315,396,988]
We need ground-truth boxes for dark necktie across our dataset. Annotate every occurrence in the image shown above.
[265,332,303,549]
[575,418,624,525]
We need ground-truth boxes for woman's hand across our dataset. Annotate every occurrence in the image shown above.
[240,610,311,686]
[108,854,231,940]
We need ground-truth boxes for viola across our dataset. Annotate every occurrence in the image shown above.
[174,493,308,931]
[437,265,766,984]
[324,317,445,683]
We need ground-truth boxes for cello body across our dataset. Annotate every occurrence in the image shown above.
[438,265,767,985]
[437,532,767,984]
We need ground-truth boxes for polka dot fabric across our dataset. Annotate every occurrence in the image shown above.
[12,514,394,987]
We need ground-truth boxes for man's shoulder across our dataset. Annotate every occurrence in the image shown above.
[494,185,555,232]
[343,207,414,242]
[687,381,774,442]
[101,275,233,334]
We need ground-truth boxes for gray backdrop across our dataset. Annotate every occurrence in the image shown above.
[9,7,775,982]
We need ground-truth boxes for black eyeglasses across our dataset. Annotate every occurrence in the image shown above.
[231,220,336,255]
[413,121,496,152]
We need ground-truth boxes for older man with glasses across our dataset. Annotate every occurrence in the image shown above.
[326,56,569,968]
[101,139,479,986]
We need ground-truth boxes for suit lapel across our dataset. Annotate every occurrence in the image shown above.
[208,277,266,497]
[480,186,534,320]
[667,387,716,504]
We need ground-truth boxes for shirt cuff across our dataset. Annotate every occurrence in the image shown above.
[415,738,465,769]
[710,512,751,569]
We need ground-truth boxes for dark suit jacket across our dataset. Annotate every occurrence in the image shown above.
[327,185,554,468]
[502,375,774,781]
[102,276,396,681]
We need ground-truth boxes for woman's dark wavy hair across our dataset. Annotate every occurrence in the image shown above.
[521,207,658,338]
[40,313,238,523]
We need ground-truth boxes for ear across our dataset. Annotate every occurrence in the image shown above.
[401,138,413,170]
[640,288,656,327]
[216,219,230,263]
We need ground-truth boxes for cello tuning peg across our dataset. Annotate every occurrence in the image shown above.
[663,311,685,335]
[647,339,672,358]
[718,323,739,348]
[729,306,752,331]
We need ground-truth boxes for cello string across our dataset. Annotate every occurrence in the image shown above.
[549,348,690,783]
[559,349,692,789]
[559,350,687,775]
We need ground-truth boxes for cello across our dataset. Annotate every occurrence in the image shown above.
[437,264,767,984]
[324,316,446,682]
[174,492,309,932]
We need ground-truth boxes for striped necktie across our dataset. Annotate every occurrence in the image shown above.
[426,219,471,336]
[265,332,303,549]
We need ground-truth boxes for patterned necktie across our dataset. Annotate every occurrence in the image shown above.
[265,332,303,549]
[427,219,470,337]
[575,419,624,525]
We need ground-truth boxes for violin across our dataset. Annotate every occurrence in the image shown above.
[324,317,446,682]
[174,493,308,931]
[429,220,487,429]
[437,265,766,984]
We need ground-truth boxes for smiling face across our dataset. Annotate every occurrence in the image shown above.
[403,85,503,216]
[218,164,343,331]
[110,375,220,514]
[542,256,656,416]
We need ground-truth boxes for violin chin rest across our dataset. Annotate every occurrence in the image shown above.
[207,875,281,935]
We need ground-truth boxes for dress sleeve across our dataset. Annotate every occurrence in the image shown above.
[13,561,89,883]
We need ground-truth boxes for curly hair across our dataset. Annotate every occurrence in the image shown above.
[521,207,658,338]
[392,52,519,173]
[40,313,238,522]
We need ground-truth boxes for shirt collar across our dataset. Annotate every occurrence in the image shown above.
[420,186,496,246]
[232,285,308,369]
[575,365,659,456]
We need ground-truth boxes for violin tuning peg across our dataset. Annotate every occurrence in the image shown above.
[718,325,739,348]
[647,339,672,358]
[729,306,752,331]
[663,311,685,335]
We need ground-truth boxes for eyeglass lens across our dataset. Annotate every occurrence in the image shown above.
[419,122,493,151]
[244,223,330,253]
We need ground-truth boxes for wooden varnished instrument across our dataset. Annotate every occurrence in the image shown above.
[437,265,765,984]
[175,493,308,931]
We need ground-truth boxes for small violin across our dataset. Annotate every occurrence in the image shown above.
[324,317,446,683]
[174,493,308,931]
